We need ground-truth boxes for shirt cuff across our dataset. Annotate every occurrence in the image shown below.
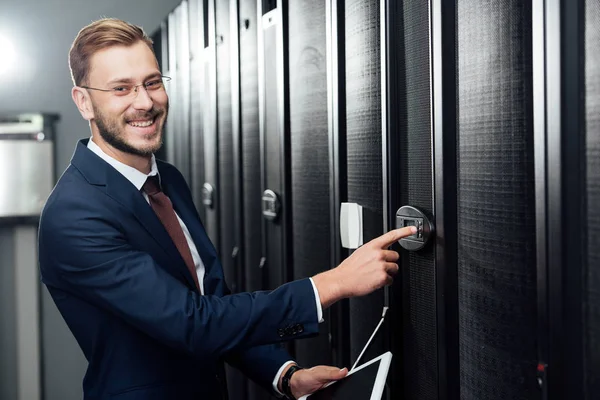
[309,278,324,323]
[272,360,296,396]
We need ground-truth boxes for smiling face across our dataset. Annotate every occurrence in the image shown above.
[82,41,169,157]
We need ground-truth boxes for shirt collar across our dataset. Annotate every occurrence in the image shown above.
[87,137,159,191]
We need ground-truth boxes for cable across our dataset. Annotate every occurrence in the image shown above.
[350,306,389,372]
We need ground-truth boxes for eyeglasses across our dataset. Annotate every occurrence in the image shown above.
[81,76,171,98]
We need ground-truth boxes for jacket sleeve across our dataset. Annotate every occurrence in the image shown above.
[38,192,319,361]
[225,344,293,393]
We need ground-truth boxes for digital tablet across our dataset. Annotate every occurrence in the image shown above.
[298,352,392,400]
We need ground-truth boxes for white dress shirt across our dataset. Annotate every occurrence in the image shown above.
[87,138,323,395]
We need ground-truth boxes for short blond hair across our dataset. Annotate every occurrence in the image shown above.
[69,18,154,86]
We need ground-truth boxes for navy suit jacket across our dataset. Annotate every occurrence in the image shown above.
[38,140,319,400]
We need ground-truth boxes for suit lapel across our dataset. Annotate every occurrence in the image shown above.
[104,168,199,291]
[70,140,198,291]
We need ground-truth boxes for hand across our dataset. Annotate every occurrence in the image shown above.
[288,365,348,398]
[312,226,417,308]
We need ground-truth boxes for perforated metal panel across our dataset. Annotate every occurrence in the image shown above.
[457,1,538,399]
[391,1,437,399]
[344,0,385,365]
[585,0,600,396]
[288,0,332,368]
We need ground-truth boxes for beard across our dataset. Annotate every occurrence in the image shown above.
[92,103,168,157]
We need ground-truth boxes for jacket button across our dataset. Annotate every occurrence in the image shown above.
[278,328,285,337]
[297,324,304,333]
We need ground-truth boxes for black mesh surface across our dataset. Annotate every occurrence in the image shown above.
[345,0,385,365]
[457,1,538,399]
[390,2,437,399]
[288,0,332,368]
[585,0,600,396]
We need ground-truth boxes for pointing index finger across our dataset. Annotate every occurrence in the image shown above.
[371,226,417,249]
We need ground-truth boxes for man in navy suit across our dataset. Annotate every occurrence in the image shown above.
[38,18,416,400]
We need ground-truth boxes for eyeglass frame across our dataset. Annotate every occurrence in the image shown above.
[80,75,171,97]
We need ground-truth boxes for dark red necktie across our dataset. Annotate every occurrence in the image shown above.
[143,176,201,291]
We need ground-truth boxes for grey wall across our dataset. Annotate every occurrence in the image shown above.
[0,228,17,400]
[0,1,181,399]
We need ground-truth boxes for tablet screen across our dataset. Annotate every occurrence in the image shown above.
[307,359,381,400]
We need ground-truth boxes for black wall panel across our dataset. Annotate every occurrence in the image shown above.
[344,0,385,365]
[389,1,437,399]
[585,0,600,396]
[457,1,538,399]
[189,0,206,221]
[288,0,332,368]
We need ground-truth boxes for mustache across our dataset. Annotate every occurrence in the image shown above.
[125,108,164,121]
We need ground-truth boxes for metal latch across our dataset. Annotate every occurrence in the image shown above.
[262,189,280,221]
[202,183,215,209]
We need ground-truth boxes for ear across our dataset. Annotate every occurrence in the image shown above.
[71,86,95,121]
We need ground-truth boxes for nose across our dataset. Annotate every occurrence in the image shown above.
[132,85,153,110]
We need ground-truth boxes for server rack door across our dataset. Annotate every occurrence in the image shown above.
[536,1,586,398]
[216,0,237,293]
[203,0,221,249]
[166,11,178,165]
[176,1,192,184]
[343,0,386,370]
[383,0,441,398]
[326,0,350,371]
[240,0,262,296]
[258,1,291,293]
[152,22,169,162]
[215,0,247,397]
[585,1,600,396]
[239,1,274,398]
[287,0,333,369]
[189,0,206,221]
[456,1,538,399]
[169,4,187,175]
